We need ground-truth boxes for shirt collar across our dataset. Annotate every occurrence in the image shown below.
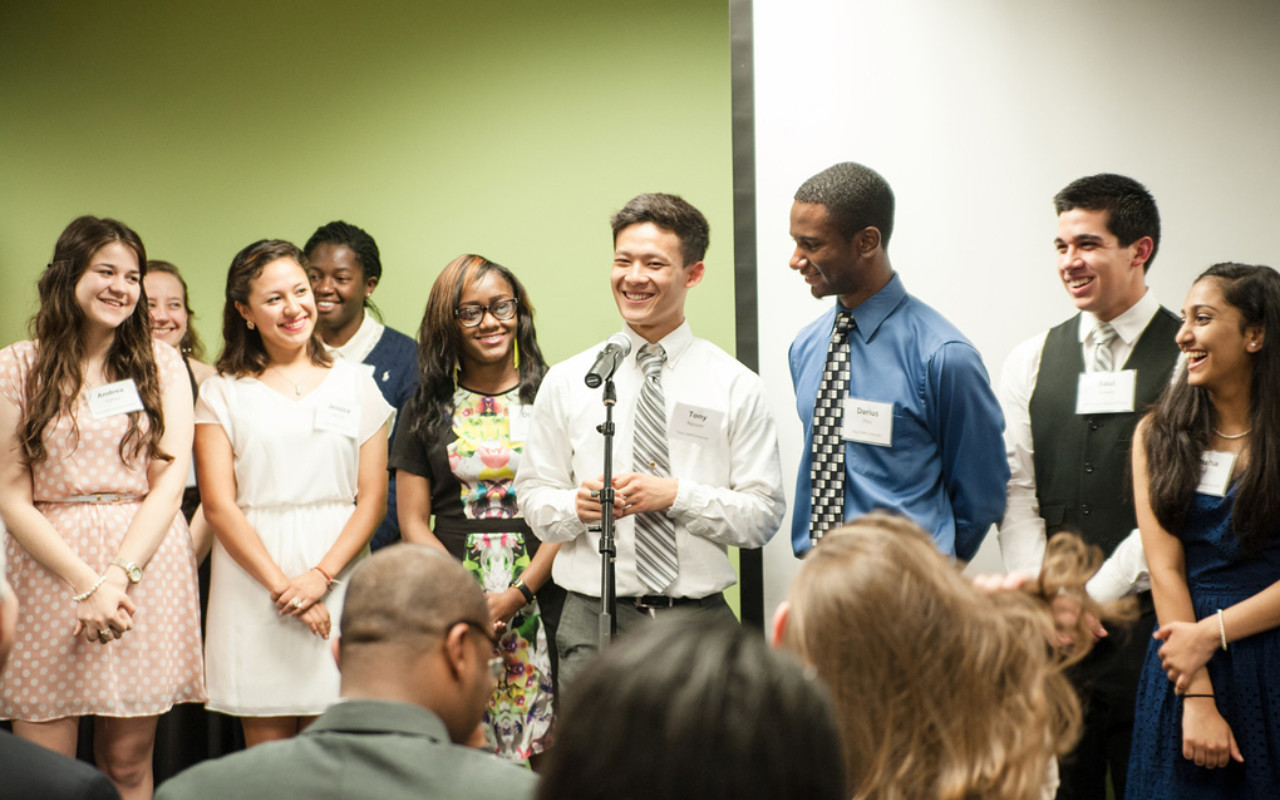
[325,313,384,362]
[1077,289,1159,346]
[622,318,693,367]
[306,698,449,742]
[836,272,906,341]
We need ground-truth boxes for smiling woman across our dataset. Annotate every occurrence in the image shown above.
[194,239,393,748]
[0,215,204,798]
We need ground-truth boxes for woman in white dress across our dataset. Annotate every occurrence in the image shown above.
[194,239,391,746]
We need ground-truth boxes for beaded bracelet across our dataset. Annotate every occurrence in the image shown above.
[1217,608,1228,652]
[71,576,106,605]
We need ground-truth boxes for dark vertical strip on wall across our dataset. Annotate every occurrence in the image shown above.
[730,0,764,628]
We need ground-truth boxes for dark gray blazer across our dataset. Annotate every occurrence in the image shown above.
[0,729,120,800]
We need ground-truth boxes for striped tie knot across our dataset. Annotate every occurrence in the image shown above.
[638,343,666,380]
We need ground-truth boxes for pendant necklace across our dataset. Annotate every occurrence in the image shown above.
[272,365,306,396]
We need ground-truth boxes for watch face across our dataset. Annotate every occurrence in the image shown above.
[128,565,143,583]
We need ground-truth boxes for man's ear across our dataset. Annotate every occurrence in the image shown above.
[683,260,705,289]
[770,601,791,648]
[855,226,882,256]
[442,623,471,680]
[1130,236,1155,270]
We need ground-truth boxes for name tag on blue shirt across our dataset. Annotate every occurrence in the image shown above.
[1197,450,1235,497]
[841,397,894,447]
[1076,370,1137,414]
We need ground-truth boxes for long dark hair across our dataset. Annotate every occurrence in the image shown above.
[23,215,168,467]
[146,260,206,360]
[215,240,331,376]
[407,254,546,443]
[1145,263,1280,551]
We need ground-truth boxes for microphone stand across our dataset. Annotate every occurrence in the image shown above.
[593,377,619,648]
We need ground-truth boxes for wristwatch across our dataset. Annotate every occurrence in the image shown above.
[511,578,535,605]
[110,556,143,584]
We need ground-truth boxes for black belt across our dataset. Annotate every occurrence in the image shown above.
[618,592,724,611]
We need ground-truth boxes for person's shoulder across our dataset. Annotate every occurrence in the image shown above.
[684,336,762,382]
[0,339,37,362]
[892,292,985,355]
[0,729,121,800]
[375,325,418,358]
[447,749,540,798]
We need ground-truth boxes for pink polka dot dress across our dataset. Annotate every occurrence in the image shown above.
[0,340,206,721]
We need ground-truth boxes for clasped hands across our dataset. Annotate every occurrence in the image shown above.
[72,572,134,645]
[271,570,331,639]
[1155,619,1244,768]
[575,473,678,522]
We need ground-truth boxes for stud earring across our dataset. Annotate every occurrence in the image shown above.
[247,321,255,330]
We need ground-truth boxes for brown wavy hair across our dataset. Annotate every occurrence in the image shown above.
[22,216,168,468]
[406,254,546,443]
[145,260,206,360]
[215,240,331,376]
[783,513,1132,800]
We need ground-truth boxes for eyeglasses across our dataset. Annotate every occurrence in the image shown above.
[445,619,506,682]
[454,298,518,327]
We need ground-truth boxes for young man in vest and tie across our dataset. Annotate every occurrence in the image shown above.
[998,174,1179,799]
[516,193,786,689]
[788,161,1008,560]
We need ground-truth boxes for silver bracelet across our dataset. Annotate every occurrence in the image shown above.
[1217,609,1228,652]
[71,576,106,605]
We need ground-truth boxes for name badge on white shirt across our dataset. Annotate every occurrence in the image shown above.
[1197,450,1236,497]
[1075,370,1137,415]
[841,397,894,447]
[315,401,360,439]
[669,402,725,445]
[87,379,145,419]
[508,404,532,443]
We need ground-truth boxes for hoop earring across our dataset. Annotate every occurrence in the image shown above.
[512,340,520,371]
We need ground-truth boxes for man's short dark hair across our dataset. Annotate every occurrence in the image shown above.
[794,162,895,245]
[610,193,710,266]
[1053,174,1161,272]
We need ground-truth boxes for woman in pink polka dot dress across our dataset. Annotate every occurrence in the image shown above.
[0,216,205,799]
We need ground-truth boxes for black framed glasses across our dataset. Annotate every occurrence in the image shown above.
[454,298,518,327]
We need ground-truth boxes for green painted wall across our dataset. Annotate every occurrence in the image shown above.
[0,0,740,607]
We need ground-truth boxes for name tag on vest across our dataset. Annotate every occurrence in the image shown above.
[1197,450,1235,497]
[842,398,894,447]
[87,379,145,419]
[1075,370,1137,415]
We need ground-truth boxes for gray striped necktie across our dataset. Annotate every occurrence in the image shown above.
[1092,321,1118,372]
[633,343,678,592]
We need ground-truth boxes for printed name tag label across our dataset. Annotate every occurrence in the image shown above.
[841,398,894,447]
[508,404,533,442]
[87,380,145,419]
[315,401,360,439]
[669,402,725,444]
[1076,370,1137,414]
[1197,450,1235,497]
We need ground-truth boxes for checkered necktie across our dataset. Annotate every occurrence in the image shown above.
[1091,321,1118,373]
[809,311,855,543]
[633,343,678,592]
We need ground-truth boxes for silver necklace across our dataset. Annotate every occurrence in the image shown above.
[1214,427,1252,440]
[271,365,306,396]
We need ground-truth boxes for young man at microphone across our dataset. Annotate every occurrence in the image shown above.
[515,193,785,689]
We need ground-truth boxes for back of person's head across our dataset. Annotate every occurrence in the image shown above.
[794,162,896,245]
[536,615,845,800]
[610,193,710,266]
[781,513,1082,800]
[1053,173,1160,271]
[338,544,493,740]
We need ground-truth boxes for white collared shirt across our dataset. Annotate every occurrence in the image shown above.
[324,313,384,364]
[515,320,786,598]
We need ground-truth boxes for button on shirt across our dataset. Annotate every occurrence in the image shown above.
[515,321,786,599]
[788,274,1008,560]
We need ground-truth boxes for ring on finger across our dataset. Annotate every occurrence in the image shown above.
[98,629,111,642]
[292,597,305,609]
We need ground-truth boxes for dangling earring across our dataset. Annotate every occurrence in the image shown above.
[512,339,520,371]
[453,362,460,387]
[247,320,255,331]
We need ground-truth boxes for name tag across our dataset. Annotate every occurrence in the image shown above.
[1076,370,1137,414]
[841,398,894,447]
[669,402,725,445]
[315,401,360,439]
[1197,450,1235,497]
[87,379,145,419]
[508,404,532,443]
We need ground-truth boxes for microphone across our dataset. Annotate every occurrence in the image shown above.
[584,333,632,388]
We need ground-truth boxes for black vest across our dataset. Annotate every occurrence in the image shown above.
[1029,308,1181,556]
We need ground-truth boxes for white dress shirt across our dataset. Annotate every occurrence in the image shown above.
[997,290,1161,600]
[324,313,385,363]
[515,320,786,598]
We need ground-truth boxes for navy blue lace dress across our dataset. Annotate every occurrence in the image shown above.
[1127,489,1280,798]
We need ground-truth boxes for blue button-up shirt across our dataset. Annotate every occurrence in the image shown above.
[789,274,1008,559]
